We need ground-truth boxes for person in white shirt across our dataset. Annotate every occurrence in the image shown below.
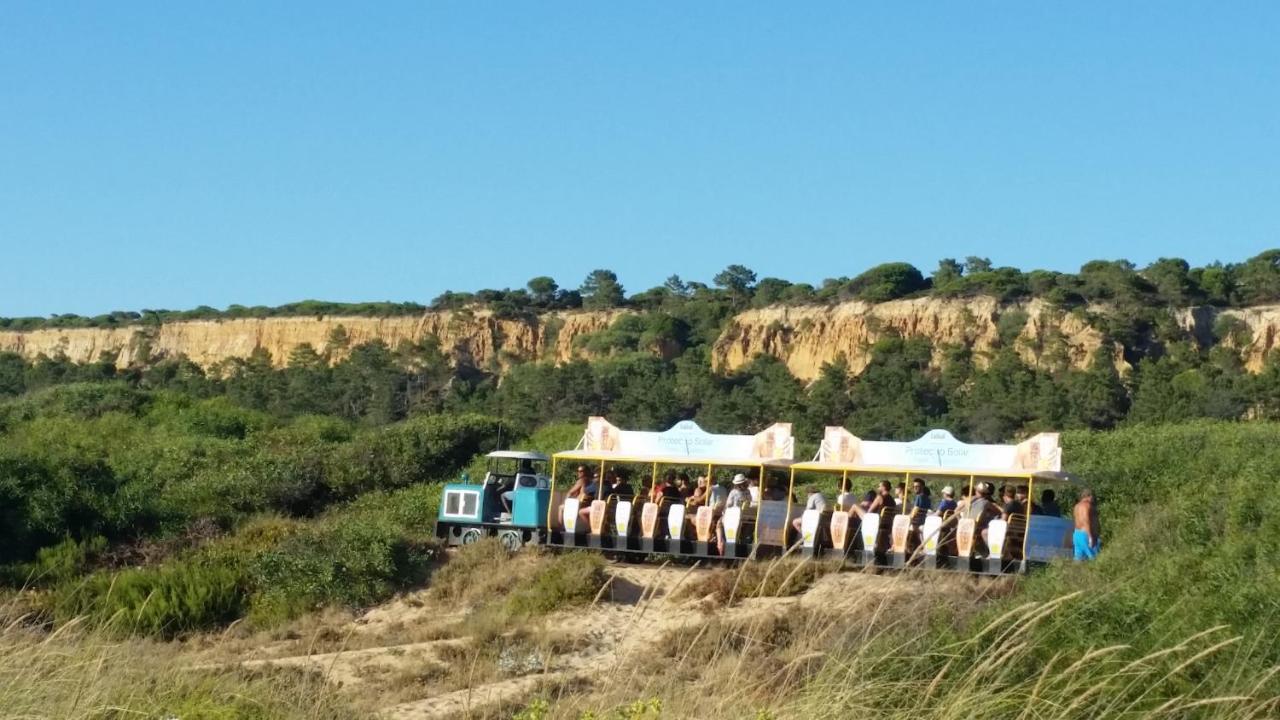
[792,486,828,533]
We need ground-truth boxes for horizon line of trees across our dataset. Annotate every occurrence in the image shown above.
[5,250,1279,332]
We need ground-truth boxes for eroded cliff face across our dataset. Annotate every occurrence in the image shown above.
[4,299,1280,380]
[0,310,628,373]
[710,297,1126,380]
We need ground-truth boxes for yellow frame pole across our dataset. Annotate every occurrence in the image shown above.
[546,456,559,530]
[1022,474,1034,567]
[705,463,713,506]
[754,463,765,544]
[785,466,796,545]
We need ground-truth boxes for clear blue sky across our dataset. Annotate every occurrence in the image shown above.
[2,3,1277,317]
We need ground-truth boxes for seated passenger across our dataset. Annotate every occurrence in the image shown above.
[675,472,693,498]
[894,482,907,507]
[605,468,634,500]
[657,470,683,506]
[1001,485,1025,521]
[791,485,828,534]
[836,490,858,511]
[567,465,592,500]
[966,482,1000,554]
[1015,485,1041,515]
[909,478,932,527]
[709,478,731,509]
[726,474,752,509]
[577,473,601,528]
[747,476,761,505]
[935,485,957,516]
[687,475,709,507]
[1037,488,1062,516]
[859,490,876,512]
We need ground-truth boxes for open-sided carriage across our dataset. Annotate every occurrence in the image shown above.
[787,427,1080,574]
[545,417,797,560]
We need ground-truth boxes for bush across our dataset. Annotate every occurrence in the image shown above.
[505,552,606,616]
[50,557,247,638]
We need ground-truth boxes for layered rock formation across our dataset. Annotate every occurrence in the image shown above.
[0,310,628,373]
[710,297,1123,380]
[3,298,1279,379]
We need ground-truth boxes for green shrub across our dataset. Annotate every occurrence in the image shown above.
[50,558,247,638]
[505,552,606,617]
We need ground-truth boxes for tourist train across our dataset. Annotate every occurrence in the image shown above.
[434,417,1083,574]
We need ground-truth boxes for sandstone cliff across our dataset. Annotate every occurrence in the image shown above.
[710,297,1124,381]
[3,299,1279,380]
[0,310,628,373]
[712,299,1280,380]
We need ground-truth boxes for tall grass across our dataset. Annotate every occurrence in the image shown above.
[0,600,361,719]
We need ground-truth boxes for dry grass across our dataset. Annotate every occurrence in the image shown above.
[0,600,361,719]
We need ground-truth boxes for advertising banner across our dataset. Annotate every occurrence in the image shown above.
[695,506,714,542]
[589,500,606,535]
[830,511,850,549]
[581,417,794,461]
[819,427,1061,473]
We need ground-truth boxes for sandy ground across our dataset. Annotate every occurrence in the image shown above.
[199,559,933,719]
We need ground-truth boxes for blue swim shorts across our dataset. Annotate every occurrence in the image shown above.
[1073,529,1098,561]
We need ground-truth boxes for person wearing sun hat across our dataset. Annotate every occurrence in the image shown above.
[726,473,752,509]
[936,485,958,516]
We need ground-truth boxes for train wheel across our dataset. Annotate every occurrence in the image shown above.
[498,529,523,552]
[460,528,483,545]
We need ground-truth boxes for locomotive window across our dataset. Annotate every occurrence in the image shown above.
[445,492,460,515]
[518,475,538,488]
[462,492,478,516]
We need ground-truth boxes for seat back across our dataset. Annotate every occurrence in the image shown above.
[562,497,581,533]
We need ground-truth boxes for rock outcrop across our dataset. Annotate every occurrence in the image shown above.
[0,310,628,373]
[4,298,1280,379]
[710,297,1124,381]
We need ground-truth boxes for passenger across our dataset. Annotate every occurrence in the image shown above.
[909,478,932,526]
[747,476,761,505]
[709,477,731,508]
[579,469,607,527]
[1038,488,1062,516]
[763,482,789,502]
[606,468,634,501]
[859,490,876,512]
[1015,485,1041,515]
[1000,485,1025,522]
[836,489,858,511]
[687,475,709,507]
[1073,489,1101,561]
[658,470,684,506]
[965,482,1000,554]
[517,458,535,476]
[726,473,753,509]
[791,485,828,534]
[935,485,957,516]
[675,472,693,498]
[847,480,893,519]
[894,482,907,507]
[566,465,591,500]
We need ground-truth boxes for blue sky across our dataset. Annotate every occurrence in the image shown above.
[2,3,1277,317]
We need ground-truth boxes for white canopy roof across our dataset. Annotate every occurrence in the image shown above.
[554,417,795,466]
[794,427,1069,480]
[486,450,550,461]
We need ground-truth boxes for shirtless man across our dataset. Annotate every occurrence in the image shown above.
[1073,489,1101,561]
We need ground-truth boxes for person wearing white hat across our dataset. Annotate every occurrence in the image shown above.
[936,485,958,516]
[726,473,752,509]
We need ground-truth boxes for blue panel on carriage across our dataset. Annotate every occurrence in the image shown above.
[512,486,550,527]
